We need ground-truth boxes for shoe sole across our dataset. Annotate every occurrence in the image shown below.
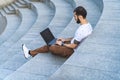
[22,44,28,59]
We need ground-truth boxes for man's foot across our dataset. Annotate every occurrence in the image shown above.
[22,44,31,59]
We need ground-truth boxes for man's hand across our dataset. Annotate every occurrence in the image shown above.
[55,40,62,46]
[57,38,65,42]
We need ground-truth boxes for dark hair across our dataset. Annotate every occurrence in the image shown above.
[74,6,87,18]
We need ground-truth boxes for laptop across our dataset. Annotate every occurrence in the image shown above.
[40,28,57,46]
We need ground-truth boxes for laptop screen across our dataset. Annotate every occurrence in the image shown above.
[40,28,55,45]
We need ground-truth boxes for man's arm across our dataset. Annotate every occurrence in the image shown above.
[63,39,80,49]
[63,43,77,49]
[56,39,80,49]
[57,37,73,42]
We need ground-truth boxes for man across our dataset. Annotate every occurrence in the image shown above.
[22,6,93,58]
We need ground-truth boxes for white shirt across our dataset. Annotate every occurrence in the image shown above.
[71,23,93,44]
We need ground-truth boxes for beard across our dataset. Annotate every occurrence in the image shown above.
[76,18,81,24]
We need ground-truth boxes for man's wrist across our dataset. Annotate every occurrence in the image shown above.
[61,42,64,46]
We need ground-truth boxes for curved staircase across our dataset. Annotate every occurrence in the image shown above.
[0,0,119,80]
[0,11,22,45]
[2,0,103,80]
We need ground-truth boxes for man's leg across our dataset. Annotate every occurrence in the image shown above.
[49,45,74,57]
[30,45,49,57]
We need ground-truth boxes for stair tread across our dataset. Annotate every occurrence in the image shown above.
[0,14,21,45]
[49,0,120,80]
[0,0,109,80]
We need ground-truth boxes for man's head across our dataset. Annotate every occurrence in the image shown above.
[73,6,87,24]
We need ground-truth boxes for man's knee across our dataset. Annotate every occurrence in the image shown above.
[49,45,74,58]
[49,45,56,53]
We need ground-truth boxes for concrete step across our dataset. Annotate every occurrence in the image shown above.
[2,6,16,14]
[0,12,3,17]
[3,0,74,80]
[13,0,30,8]
[29,0,41,2]
[0,16,7,35]
[17,0,28,5]
[7,4,16,11]
[0,0,55,67]
[4,53,67,80]
[47,0,74,36]
[21,0,74,48]
[0,13,22,45]
[0,8,37,64]
[27,0,74,53]
[1,0,104,79]
[49,0,120,80]
[0,1,54,79]
[49,0,104,79]
[1,5,36,44]
[0,69,13,79]
[0,8,6,16]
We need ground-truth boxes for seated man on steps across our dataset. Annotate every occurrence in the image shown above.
[22,6,93,58]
